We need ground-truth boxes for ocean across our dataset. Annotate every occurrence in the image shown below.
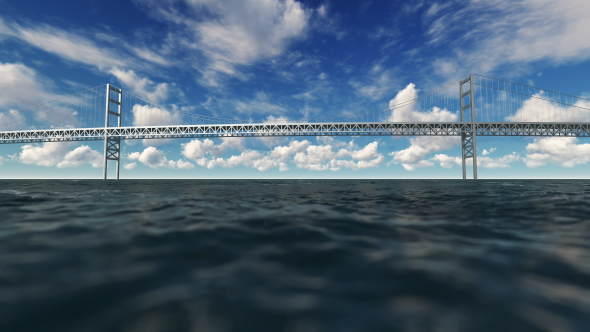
[0,180,589,332]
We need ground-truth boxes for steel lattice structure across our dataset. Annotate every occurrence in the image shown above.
[2,122,589,143]
[2,74,590,179]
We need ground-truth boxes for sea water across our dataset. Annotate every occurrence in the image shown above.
[0,180,589,332]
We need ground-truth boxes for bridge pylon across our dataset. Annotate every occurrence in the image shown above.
[460,74,477,180]
[103,84,122,180]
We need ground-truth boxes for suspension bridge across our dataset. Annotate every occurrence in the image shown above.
[1,74,589,179]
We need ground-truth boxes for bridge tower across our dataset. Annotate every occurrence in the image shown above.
[460,74,477,179]
[103,84,122,180]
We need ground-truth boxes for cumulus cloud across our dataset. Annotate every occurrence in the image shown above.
[19,143,102,168]
[388,83,458,122]
[182,138,245,160]
[429,152,521,169]
[124,162,137,170]
[430,154,461,168]
[0,155,4,165]
[57,145,103,168]
[197,150,278,171]
[132,104,182,127]
[176,159,195,169]
[182,137,280,171]
[19,143,71,167]
[128,146,173,168]
[525,137,590,167]
[293,141,384,171]
[386,83,462,170]
[293,144,334,170]
[481,148,497,156]
[506,93,590,122]
[137,0,311,86]
[389,136,460,171]
[128,146,194,169]
[479,152,521,169]
[269,140,310,163]
[181,137,384,172]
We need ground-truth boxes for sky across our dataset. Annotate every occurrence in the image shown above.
[1,0,590,179]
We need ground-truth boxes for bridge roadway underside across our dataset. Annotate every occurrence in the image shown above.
[1,122,590,144]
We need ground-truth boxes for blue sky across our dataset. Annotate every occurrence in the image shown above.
[1,0,590,179]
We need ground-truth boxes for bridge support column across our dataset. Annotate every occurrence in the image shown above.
[103,84,123,180]
[460,74,478,180]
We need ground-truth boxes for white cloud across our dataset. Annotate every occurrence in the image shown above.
[132,104,182,127]
[0,62,56,108]
[128,146,176,168]
[427,0,590,75]
[506,93,590,122]
[479,152,521,169]
[183,137,280,171]
[124,162,137,170]
[316,136,349,149]
[1,21,123,69]
[19,143,102,168]
[525,137,590,167]
[293,141,384,171]
[137,0,311,86]
[430,154,462,168]
[182,137,383,172]
[386,83,462,170]
[389,83,458,122]
[19,143,71,167]
[270,140,310,163]
[57,145,103,168]
[430,151,520,169]
[0,20,176,108]
[110,69,170,104]
[481,148,497,156]
[0,155,4,165]
[182,138,245,160]
[127,146,196,169]
[196,150,277,171]
[330,155,385,171]
[293,144,334,170]
[176,159,195,169]
[389,136,460,171]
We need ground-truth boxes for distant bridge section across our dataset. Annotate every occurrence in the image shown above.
[1,74,589,179]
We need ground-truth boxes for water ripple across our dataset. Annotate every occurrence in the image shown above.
[0,180,589,331]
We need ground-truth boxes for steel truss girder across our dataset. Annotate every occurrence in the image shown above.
[1,122,590,144]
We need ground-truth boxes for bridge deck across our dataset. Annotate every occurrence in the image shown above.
[1,122,590,144]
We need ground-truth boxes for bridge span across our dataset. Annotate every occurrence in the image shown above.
[1,74,589,179]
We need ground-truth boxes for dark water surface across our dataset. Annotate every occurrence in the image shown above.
[1,180,589,332]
